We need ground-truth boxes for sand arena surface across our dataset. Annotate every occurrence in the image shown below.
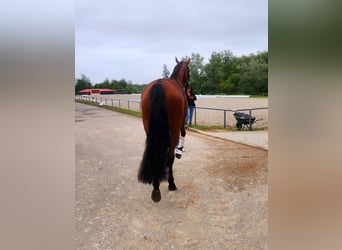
[87,94,268,129]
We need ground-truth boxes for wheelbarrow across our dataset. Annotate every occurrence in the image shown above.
[233,112,260,130]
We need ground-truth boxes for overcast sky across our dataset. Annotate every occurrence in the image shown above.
[76,0,268,84]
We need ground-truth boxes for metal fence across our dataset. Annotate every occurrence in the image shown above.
[75,95,268,130]
[76,95,142,112]
[194,106,268,130]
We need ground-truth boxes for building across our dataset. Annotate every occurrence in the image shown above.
[78,88,116,95]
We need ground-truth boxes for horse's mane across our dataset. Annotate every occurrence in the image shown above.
[170,62,190,81]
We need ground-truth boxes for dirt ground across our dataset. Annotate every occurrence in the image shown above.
[75,102,268,249]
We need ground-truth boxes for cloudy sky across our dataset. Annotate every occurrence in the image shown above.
[76,0,268,84]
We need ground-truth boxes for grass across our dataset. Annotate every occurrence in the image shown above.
[189,124,268,131]
[249,95,268,98]
[189,124,235,131]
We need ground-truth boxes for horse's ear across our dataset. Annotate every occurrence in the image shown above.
[175,57,179,64]
[185,58,190,65]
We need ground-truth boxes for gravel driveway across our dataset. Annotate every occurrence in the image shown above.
[75,102,268,249]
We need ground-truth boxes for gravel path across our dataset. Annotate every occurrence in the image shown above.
[75,102,268,249]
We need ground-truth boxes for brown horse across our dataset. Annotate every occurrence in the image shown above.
[138,57,190,202]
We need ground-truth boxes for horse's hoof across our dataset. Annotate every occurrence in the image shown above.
[175,148,183,159]
[168,183,177,191]
[151,190,161,202]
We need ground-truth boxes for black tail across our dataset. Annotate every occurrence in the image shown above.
[138,83,170,184]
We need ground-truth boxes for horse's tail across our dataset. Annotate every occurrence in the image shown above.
[138,83,170,184]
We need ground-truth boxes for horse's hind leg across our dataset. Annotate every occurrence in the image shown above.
[175,126,186,159]
[151,178,161,202]
[167,153,177,191]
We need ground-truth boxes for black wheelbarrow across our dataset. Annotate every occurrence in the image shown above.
[233,112,259,130]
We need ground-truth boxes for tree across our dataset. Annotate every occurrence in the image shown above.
[221,50,235,80]
[75,74,92,94]
[238,51,268,95]
[188,53,205,93]
[202,52,225,94]
[218,80,234,94]
[162,64,170,78]
[117,79,127,89]
[94,78,110,89]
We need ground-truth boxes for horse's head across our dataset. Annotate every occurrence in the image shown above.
[171,57,191,88]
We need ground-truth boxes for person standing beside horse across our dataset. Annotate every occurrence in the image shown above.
[185,86,197,127]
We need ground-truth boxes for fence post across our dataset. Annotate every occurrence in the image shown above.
[194,107,197,125]
[224,110,226,128]
[111,99,113,107]
[249,109,252,131]
[119,100,121,108]
[128,100,130,110]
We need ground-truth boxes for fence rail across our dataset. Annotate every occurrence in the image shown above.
[76,95,142,112]
[75,95,268,130]
[194,106,268,130]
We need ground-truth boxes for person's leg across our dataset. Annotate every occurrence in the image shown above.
[189,106,194,125]
[185,107,190,125]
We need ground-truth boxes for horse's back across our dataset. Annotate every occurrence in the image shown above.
[141,79,187,146]
[141,78,185,110]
